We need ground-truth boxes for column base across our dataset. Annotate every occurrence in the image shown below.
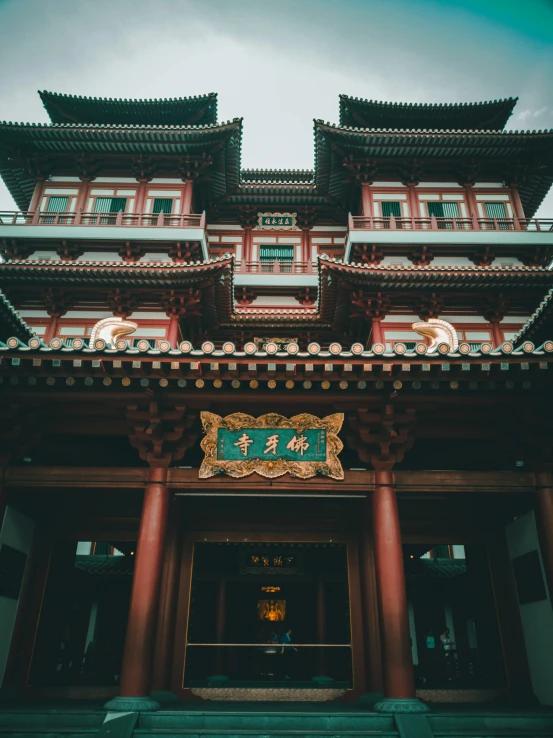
[150,690,179,704]
[103,696,160,712]
[373,698,429,713]
[357,691,384,706]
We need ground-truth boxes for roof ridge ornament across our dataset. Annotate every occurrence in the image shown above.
[89,317,137,347]
[411,318,459,354]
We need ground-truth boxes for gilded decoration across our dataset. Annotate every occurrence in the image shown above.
[89,316,137,346]
[411,318,459,353]
[199,412,344,480]
[190,687,347,702]
[258,212,298,230]
[253,337,298,351]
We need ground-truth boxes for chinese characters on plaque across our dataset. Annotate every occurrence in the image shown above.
[223,427,326,461]
[257,212,297,230]
[199,412,344,479]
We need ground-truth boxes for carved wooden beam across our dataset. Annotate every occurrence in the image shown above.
[347,404,417,470]
[126,401,197,467]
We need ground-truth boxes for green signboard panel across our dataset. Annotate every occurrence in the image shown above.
[217,428,327,462]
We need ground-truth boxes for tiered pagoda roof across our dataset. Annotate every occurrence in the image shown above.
[241,169,314,184]
[1,91,552,218]
[339,95,517,131]
[39,90,218,126]
[2,255,551,338]
[0,290,34,340]
[314,123,553,217]
[0,118,242,211]
[513,288,553,348]
[0,255,235,329]
[317,256,553,331]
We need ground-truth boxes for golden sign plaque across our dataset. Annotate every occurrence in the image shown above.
[199,411,344,480]
[258,212,297,230]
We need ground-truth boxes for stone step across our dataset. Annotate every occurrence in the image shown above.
[133,729,398,738]
[0,732,98,738]
[428,713,553,736]
[0,712,104,730]
[137,712,395,733]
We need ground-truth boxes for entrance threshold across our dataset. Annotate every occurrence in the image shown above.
[187,680,350,702]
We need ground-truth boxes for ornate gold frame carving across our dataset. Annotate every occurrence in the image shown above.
[199,412,344,480]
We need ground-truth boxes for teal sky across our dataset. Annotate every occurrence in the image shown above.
[0,0,551,212]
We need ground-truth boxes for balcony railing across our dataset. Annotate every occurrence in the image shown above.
[0,210,206,229]
[236,260,317,274]
[348,214,553,233]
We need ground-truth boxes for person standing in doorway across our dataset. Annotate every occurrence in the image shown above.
[440,628,455,681]
[422,629,437,684]
[281,628,298,680]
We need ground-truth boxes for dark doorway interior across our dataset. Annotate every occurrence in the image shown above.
[185,542,352,687]
[29,541,135,686]
[405,543,506,689]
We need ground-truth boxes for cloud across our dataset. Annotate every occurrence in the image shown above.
[0,0,552,214]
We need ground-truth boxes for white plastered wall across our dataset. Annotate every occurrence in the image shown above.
[0,507,35,685]
[505,510,553,705]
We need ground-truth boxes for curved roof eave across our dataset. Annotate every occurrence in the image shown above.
[39,90,218,127]
[338,95,518,131]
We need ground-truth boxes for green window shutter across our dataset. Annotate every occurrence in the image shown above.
[94,198,111,213]
[110,198,127,213]
[260,245,294,262]
[46,196,69,212]
[441,202,460,218]
[484,202,507,219]
[94,197,127,213]
[152,198,173,214]
[427,202,444,217]
[381,201,401,217]
[428,202,460,218]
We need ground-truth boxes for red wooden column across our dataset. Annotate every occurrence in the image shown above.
[134,181,148,220]
[29,182,44,213]
[489,320,503,348]
[361,183,373,217]
[465,185,478,221]
[371,318,384,347]
[372,469,427,713]
[510,187,525,220]
[536,472,553,602]
[166,313,180,349]
[182,180,194,215]
[151,498,181,694]
[105,467,170,711]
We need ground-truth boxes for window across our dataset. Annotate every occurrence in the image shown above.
[46,195,69,212]
[380,201,403,228]
[381,201,402,217]
[152,198,173,214]
[484,202,509,230]
[44,195,69,223]
[94,197,127,213]
[259,245,294,273]
[427,201,460,229]
[484,202,507,219]
[93,197,127,224]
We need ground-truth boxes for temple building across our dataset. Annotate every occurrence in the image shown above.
[1,90,553,735]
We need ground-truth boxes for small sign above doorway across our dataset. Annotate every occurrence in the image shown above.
[199,411,344,480]
[258,212,298,230]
